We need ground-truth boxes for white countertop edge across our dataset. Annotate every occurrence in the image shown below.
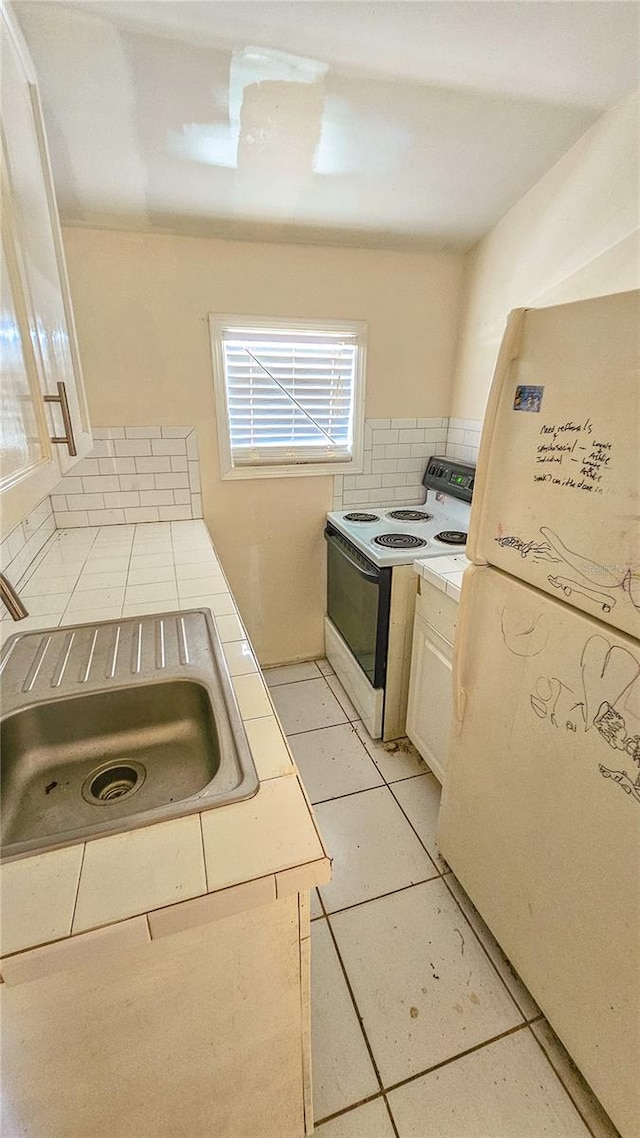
[412,552,470,599]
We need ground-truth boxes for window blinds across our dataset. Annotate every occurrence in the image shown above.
[221,325,358,467]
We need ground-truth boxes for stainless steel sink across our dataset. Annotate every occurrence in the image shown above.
[0,610,259,861]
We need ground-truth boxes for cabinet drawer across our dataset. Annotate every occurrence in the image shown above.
[415,577,458,643]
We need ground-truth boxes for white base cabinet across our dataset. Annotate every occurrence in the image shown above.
[406,578,459,783]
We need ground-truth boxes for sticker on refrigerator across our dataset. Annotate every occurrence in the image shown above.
[513,385,544,412]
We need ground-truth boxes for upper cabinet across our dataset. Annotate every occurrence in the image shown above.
[0,2,91,536]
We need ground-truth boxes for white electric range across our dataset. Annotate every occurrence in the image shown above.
[324,457,475,740]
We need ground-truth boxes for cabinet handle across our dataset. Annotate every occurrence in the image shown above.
[44,381,77,457]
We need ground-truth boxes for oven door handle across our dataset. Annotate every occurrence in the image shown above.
[324,528,380,583]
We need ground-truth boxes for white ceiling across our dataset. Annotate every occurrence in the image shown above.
[15,0,640,250]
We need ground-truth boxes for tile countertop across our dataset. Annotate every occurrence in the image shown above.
[412,553,471,602]
[0,520,330,975]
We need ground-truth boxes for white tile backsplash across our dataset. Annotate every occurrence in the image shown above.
[123,426,162,439]
[444,416,483,465]
[332,415,483,508]
[0,498,56,587]
[50,428,203,528]
[135,457,172,473]
[333,417,448,508]
[3,416,482,599]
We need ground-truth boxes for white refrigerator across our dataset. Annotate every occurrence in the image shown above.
[438,290,640,1138]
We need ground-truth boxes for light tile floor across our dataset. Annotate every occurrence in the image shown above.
[266,660,621,1138]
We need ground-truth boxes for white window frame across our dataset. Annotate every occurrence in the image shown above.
[209,313,367,480]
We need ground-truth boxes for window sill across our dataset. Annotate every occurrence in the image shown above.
[220,461,364,481]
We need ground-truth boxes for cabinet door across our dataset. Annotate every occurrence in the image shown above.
[0,157,65,532]
[406,611,454,784]
[0,4,91,509]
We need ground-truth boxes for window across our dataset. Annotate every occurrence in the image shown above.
[209,314,366,479]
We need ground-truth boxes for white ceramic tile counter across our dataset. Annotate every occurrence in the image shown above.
[0,520,330,971]
[412,552,471,601]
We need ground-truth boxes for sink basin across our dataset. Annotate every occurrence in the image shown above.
[0,610,259,860]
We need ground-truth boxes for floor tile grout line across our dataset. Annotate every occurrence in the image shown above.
[321,874,443,920]
[300,737,444,869]
[318,926,542,1130]
[285,726,447,909]
[347,721,434,788]
[380,768,431,787]
[282,708,575,1127]
[289,718,432,797]
[525,1021,614,1138]
[292,717,611,1135]
[284,715,430,799]
[308,779,390,807]
[263,667,325,688]
[378,1019,533,1099]
[311,780,398,808]
[283,718,350,737]
[314,1089,400,1136]
[316,884,329,920]
[314,1089,387,1129]
[318,880,552,1119]
[323,674,360,721]
[286,720,368,746]
[322,912,401,1138]
[384,778,444,877]
[439,874,538,1025]
[381,1092,400,1136]
[298,712,531,1010]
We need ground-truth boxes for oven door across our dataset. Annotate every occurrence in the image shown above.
[325,525,391,688]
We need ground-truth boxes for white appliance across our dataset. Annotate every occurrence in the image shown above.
[438,290,640,1137]
[324,458,473,740]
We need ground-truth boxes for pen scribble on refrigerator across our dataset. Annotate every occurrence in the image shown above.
[500,607,550,657]
[496,523,640,615]
[529,633,640,804]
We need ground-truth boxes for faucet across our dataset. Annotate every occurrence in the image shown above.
[0,573,29,620]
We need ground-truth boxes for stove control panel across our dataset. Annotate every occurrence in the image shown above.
[422,456,476,504]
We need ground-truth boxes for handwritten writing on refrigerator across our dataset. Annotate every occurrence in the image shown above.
[533,418,613,495]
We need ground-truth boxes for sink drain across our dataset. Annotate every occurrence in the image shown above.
[82,760,146,805]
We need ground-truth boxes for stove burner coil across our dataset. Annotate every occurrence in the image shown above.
[434,530,467,545]
[344,512,380,522]
[373,533,428,550]
[386,509,433,522]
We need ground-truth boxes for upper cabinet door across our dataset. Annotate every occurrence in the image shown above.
[1,158,60,516]
[0,3,91,506]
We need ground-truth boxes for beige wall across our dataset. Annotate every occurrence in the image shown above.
[62,228,463,664]
[451,90,640,421]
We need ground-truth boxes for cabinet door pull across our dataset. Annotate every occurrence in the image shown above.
[44,381,77,456]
